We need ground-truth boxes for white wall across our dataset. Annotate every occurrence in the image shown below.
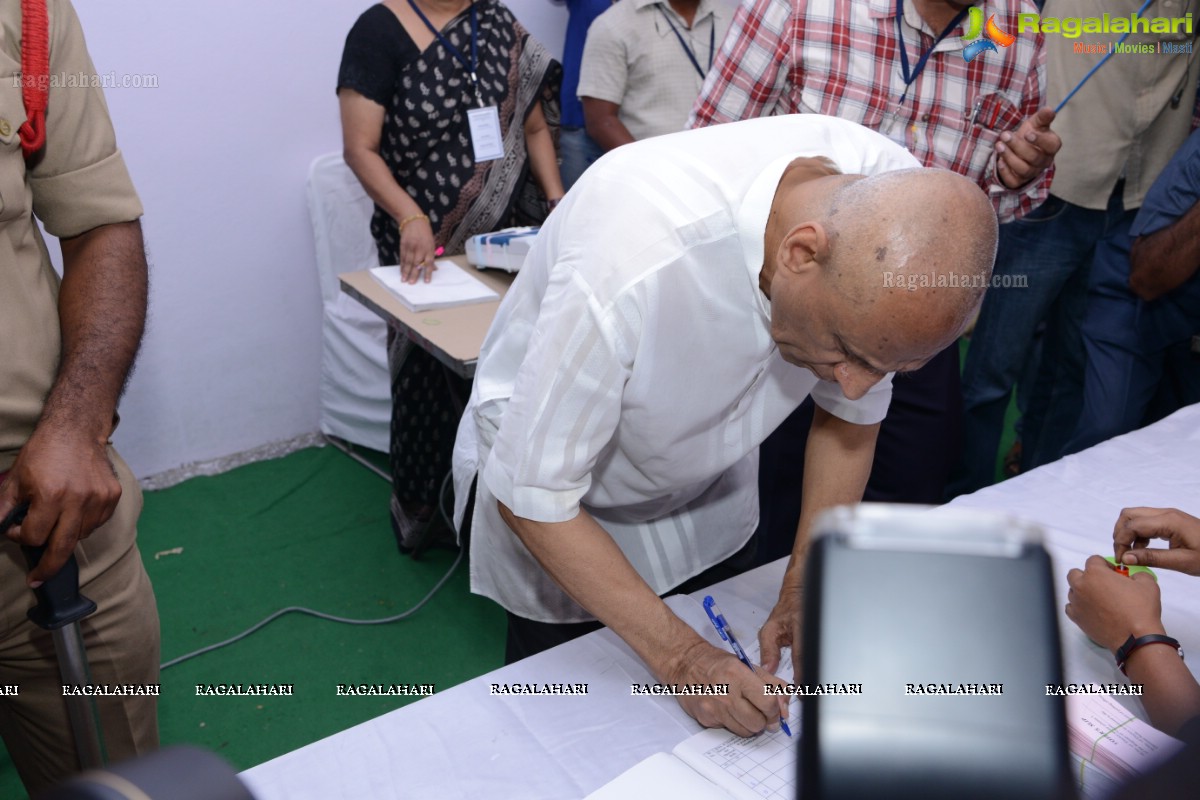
[69,0,567,478]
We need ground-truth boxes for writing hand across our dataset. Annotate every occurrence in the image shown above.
[664,640,790,737]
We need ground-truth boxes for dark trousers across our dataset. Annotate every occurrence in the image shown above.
[1063,202,1199,454]
[953,195,1103,494]
[754,344,963,565]
[503,531,759,664]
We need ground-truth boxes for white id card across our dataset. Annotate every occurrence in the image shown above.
[468,106,504,162]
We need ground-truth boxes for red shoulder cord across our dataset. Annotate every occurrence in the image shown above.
[19,0,50,159]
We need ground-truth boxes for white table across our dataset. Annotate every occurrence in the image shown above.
[241,405,1200,799]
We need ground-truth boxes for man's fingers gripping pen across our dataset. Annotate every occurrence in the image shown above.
[704,596,793,736]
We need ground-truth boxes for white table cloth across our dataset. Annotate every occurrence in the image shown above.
[241,404,1200,799]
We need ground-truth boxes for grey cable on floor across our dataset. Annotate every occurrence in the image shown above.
[161,470,462,670]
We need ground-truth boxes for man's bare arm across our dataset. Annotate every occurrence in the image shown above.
[582,97,636,152]
[499,503,788,735]
[758,406,879,675]
[0,220,147,584]
[1129,200,1200,302]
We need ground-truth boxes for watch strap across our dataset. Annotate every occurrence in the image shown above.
[1115,633,1184,676]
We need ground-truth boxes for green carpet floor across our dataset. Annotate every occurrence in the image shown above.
[966,336,1023,485]
[0,446,505,798]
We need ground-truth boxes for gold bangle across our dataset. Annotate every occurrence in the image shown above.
[398,213,429,232]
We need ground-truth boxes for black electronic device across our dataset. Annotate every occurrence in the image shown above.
[799,504,1074,800]
[37,746,256,800]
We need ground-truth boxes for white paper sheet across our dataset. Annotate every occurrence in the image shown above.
[369,260,497,312]
[674,708,802,800]
[1066,693,1183,784]
[584,751,734,800]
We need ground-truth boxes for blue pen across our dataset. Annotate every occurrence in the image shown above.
[703,595,792,737]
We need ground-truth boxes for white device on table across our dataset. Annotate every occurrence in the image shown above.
[465,226,539,272]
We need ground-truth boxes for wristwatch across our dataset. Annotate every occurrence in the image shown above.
[1115,633,1184,676]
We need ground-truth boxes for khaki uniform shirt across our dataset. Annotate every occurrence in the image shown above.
[1046,0,1198,209]
[0,0,143,471]
[579,0,736,141]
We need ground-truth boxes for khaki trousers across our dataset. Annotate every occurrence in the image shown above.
[0,447,160,795]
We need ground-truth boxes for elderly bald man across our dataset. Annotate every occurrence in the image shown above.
[452,114,996,735]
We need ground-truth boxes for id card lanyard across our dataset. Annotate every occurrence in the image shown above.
[893,0,970,106]
[657,5,715,80]
[407,0,504,162]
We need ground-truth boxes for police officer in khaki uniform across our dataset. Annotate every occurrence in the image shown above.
[0,0,159,792]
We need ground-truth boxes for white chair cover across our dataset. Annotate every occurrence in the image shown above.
[307,153,391,452]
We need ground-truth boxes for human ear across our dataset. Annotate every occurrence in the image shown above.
[777,221,828,277]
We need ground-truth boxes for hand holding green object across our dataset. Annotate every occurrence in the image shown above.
[1113,507,1200,576]
[1103,555,1157,580]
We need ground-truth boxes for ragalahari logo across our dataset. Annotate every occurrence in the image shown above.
[962,6,1016,62]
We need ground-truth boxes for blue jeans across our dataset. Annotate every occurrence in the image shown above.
[1145,340,1200,424]
[559,126,604,192]
[955,193,1126,494]
[1065,214,1200,454]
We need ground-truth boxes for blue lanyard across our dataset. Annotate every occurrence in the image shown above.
[407,0,481,104]
[894,0,970,105]
[657,6,715,80]
[1054,0,1155,113]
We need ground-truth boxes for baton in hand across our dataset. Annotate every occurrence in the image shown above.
[2,501,106,769]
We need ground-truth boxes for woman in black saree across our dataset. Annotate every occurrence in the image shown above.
[338,0,563,548]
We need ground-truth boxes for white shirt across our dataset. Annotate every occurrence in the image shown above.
[453,115,920,622]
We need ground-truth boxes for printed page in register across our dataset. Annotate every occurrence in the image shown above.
[669,616,800,800]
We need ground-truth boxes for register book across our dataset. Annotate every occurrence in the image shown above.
[585,708,801,800]
[587,691,1182,800]
[588,632,798,800]
[369,260,498,312]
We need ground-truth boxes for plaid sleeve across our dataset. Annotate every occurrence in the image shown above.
[690,0,795,127]
[986,31,1052,223]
